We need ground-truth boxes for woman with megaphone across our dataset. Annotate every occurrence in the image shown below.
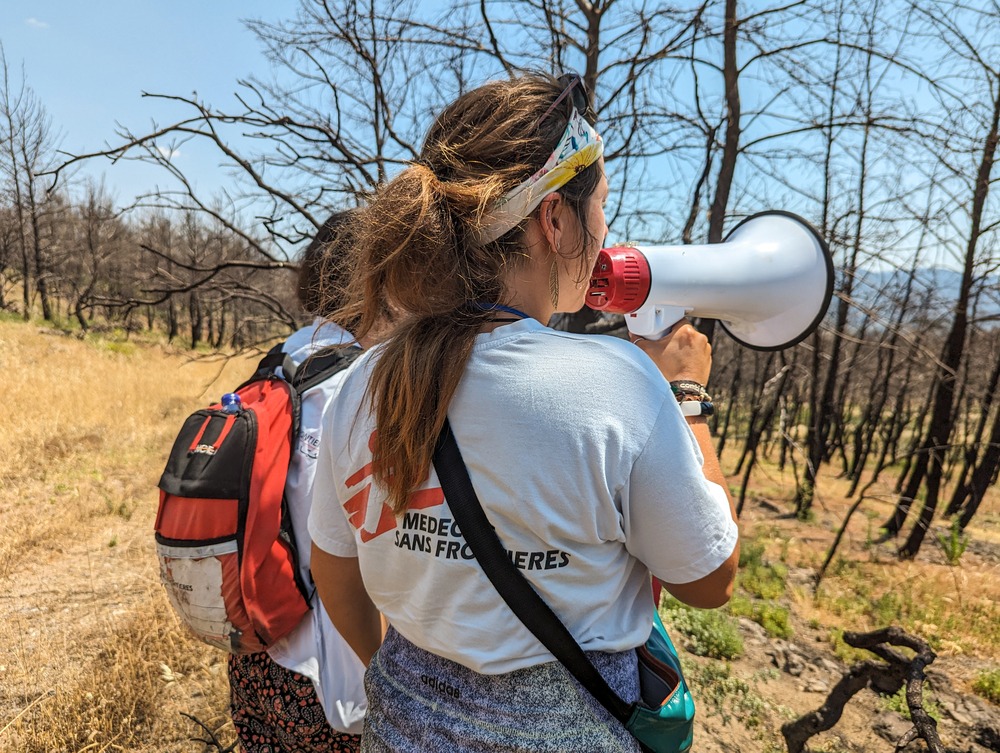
[308,72,740,753]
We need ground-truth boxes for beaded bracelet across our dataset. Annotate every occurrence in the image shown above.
[670,379,711,402]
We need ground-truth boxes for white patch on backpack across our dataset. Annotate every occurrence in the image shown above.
[159,555,235,653]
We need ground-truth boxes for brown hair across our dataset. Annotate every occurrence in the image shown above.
[332,74,602,513]
[297,210,356,318]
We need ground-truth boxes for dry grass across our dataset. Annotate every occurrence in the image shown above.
[2,593,232,753]
[732,454,1000,658]
[0,324,254,577]
[0,321,259,752]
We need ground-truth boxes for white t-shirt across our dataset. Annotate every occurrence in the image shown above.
[309,317,737,675]
[264,319,367,734]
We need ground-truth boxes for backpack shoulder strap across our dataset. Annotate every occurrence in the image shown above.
[292,345,363,394]
[236,342,297,390]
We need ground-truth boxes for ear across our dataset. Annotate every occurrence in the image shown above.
[537,193,566,254]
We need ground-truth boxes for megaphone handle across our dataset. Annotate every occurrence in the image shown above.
[626,305,690,341]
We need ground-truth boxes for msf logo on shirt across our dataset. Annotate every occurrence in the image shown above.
[343,431,444,542]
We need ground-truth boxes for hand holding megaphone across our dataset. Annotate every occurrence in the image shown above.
[631,320,712,384]
[586,211,834,350]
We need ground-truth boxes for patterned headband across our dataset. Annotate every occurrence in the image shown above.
[475,108,604,246]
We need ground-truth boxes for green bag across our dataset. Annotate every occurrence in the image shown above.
[627,609,696,753]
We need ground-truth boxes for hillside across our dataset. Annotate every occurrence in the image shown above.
[0,318,998,753]
[849,266,1000,324]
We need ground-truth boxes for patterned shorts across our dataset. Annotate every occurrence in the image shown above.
[228,651,361,753]
[360,627,642,753]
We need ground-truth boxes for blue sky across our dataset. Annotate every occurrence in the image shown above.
[1,1,297,203]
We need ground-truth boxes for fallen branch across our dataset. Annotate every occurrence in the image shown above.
[781,626,943,753]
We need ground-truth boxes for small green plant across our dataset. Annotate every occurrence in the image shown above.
[754,602,793,639]
[727,593,754,618]
[663,599,743,660]
[104,497,134,521]
[936,518,969,566]
[108,535,118,548]
[972,668,1000,705]
[882,684,941,722]
[727,594,793,638]
[871,590,905,625]
[690,662,769,728]
[738,541,788,600]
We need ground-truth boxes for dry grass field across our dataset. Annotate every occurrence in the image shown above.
[0,318,256,752]
[1,316,998,753]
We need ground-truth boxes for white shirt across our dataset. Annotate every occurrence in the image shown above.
[264,319,367,734]
[309,318,737,675]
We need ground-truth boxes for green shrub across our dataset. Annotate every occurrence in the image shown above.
[829,628,874,665]
[663,600,743,660]
[972,668,1000,705]
[690,662,769,728]
[871,591,906,625]
[754,602,792,639]
[739,540,766,569]
[727,594,793,639]
[738,541,788,600]
[727,593,754,618]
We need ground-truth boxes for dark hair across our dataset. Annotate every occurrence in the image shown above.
[332,73,602,513]
[296,210,356,318]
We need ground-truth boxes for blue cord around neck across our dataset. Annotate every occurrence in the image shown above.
[472,302,532,320]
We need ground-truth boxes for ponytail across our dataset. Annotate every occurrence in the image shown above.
[328,74,602,514]
[352,163,503,513]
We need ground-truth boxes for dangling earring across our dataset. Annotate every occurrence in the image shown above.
[549,258,560,309]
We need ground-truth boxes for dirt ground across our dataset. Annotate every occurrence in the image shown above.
[1,320,999,752]
[689,494,1000,753]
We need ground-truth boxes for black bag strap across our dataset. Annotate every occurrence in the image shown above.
[432,417,634,725]
[292,345,363,394]
[238,342,296,389]
[238,341,363,394]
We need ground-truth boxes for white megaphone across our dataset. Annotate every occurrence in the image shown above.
[585,211,834,350]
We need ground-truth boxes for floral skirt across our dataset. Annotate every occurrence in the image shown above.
[360,627,641,753]
[228,651,361,753]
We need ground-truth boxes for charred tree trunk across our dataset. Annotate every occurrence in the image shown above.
[189,293,203,349]
[700,0,741,344]
[897,89,999,559]
[716,356,742,460]
[946,337,1000,515]
[22,156,51,321]
[958,399,1000,529]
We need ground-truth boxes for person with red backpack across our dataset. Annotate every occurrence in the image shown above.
[224,212,370,753]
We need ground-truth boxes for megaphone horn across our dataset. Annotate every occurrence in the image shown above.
[586,211,834,350]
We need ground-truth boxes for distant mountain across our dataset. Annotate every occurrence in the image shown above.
[841,266,1000,323]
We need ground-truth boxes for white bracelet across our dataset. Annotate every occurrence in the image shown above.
[679,400,714,417]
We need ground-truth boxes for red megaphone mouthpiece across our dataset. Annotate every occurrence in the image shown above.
[586,246,652,314]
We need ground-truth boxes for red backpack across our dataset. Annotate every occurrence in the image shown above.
[154,342,361,654]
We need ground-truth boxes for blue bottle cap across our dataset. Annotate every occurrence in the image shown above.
[221,393,242,413]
